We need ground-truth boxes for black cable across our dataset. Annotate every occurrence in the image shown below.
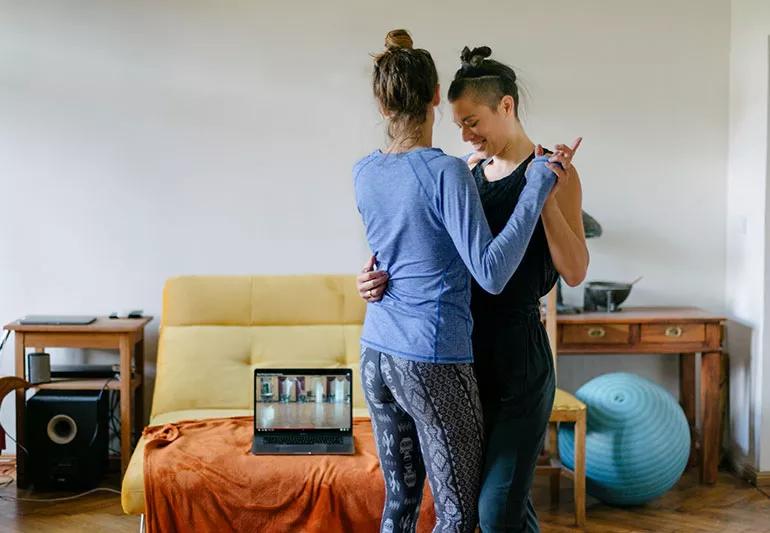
[0,487,122,502]
[109,389,121,443]
[86,377,115,449]
[0,423,29,456]
[0,330,10,354]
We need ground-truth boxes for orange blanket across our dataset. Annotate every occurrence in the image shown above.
[143,417,436,532]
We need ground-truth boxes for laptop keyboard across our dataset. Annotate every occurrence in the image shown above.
[264,434,344,446]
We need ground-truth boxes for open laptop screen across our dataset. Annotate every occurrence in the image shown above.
[254,370,352,432]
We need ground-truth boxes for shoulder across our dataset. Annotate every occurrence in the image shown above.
[422,151,470,177]
[352,151,380,181]
[407,149,470,187]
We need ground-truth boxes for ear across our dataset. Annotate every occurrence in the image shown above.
[500,95,515,117]
[433,84,441,106]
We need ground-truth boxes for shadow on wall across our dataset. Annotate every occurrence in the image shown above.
[140,323,160,425]
[556,354,679,398]
[726,318,755,470]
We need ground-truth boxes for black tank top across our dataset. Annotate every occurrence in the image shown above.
[469,152,559,317]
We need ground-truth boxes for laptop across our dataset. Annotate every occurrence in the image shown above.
[251,368,354,455]
[19,315,97,325]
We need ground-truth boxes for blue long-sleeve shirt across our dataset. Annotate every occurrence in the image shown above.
[354,147,555,363]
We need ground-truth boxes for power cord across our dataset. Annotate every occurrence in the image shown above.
[0,330,10,354]
[108,388,121,454]
[0,487,122,503]
[0,425,29,456]
[86,377,116,448]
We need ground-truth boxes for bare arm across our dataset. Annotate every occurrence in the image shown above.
[539,139,589,286]
[357,255,388,302]
[542,166,588,286]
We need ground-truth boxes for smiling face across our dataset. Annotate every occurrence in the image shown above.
[451,93,516,158]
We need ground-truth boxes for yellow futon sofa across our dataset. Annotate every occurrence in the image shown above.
[121,275,368,516]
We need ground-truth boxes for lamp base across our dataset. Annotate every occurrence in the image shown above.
[557,303,582,315]
[556,278,583,314]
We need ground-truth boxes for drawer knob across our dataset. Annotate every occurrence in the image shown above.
[665,326,683,338]
[587,327,606,338]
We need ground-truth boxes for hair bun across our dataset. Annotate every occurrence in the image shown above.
[460,46,492,68]
[385,29,414,50]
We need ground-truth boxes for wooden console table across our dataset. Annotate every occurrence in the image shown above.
[3,317,152,486]
[555,307,725,484]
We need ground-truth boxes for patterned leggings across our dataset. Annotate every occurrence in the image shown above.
[361,346,484,533]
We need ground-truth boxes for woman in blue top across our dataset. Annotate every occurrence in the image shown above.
[359,45,589,532]
[354,30,557,533]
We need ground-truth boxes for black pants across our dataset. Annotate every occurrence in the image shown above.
[472,309,556,533]
[361,347,485,533]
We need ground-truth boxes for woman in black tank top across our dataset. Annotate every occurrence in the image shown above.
[358,46,588,532]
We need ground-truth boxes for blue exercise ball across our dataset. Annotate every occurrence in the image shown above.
[559,372,690,506]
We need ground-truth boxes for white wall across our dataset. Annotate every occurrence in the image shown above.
[0,1,730,453]
[766,36,770,473]
[727,0,770,473]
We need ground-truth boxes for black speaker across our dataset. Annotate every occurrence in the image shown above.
[26,389,109,490]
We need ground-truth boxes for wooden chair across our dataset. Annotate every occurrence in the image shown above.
[0,377,31,453]
[537,286,586,527]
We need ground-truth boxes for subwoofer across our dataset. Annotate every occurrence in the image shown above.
[26,389,109,490]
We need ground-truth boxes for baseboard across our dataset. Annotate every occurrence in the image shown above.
[745,463,770,488]
[733,459,770,488]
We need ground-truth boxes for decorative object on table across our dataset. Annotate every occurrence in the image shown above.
[556,210,603,314]
[109,310,145,319]
[26,352,51,384]
[583,277,642,313]
[558,372,690,506]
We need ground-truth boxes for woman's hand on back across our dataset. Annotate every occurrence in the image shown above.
[357,255,389,303]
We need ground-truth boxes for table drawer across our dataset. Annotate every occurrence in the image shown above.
[641,324,705,343]
[562,324,630,344]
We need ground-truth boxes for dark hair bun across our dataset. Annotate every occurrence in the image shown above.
[460,46,492,68]
[385,29,414,50]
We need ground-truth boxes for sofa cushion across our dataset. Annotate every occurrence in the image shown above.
[553,388,586,411]
[151,324,367,418]
[162,275,365,327]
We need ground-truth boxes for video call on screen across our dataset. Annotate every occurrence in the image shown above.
[256,373,351,431]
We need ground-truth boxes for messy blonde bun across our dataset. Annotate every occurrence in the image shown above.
[384,29,413,50]
[371,29,438,145]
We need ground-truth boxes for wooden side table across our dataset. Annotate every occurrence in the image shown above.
[555,307,725,484]
[3,317,152,486]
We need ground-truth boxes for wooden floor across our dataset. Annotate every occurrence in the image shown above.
[0,466,767,532]
[534,470,770,532]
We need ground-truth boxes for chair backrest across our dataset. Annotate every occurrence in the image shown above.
[150,275,366,420]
